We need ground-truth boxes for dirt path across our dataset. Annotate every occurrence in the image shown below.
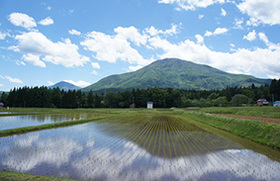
[213,114,280,124]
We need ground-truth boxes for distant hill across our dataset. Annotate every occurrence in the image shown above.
[82,58,271,92]
[49,81,80,91]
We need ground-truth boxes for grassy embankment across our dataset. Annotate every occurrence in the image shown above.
[196,106,280,118]
[184,111,280,149]
[0,171,75,181]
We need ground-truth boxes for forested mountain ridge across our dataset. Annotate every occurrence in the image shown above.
[82,58,271,92]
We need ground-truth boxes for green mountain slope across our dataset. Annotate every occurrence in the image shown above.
[83,58,271,92]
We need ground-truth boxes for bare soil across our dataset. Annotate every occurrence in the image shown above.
[213,114,280,125]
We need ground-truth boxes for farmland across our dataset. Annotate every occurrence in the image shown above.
[0,107,279,180]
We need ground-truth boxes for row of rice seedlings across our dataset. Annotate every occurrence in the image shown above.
[166,117,202,178]
[136,117,160,178]
[179,116,278,179]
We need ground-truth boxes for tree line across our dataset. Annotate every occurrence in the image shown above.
[0,79,279,108]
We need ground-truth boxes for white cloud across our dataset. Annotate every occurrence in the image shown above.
[22,54,46,68]
[16,60,26,66]
[114,26,147,46]
[8,12,36,30]
[243,30,256,41]
[69,29,81,36]
[91,70,98,75]
[0,31,8,40]
[0,83,3,87]
[38,17,54,26]
[258,32,269,44]
[204,27,228,37]
[221,8,227,16]
[81,27,150,66]
[13,31,90,67]
[148,35,280,78]
[47,6,51,10]
[195,34,204,44]
[91,62,100,69]
[238,0,280,25]
[4,76,23,84]
[258,32,278,50]
[233,18,244,29]
[158,0,225,11]
[145,24,181,37]
[198,14,204,19]
[48,81,54,86]
[246,17,260,27]
[64,80,91,87]
[128,65,143,71]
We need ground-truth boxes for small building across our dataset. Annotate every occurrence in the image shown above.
[147,102,153,109]
[129,103,135,108]
[257,98,269,106]
[274,101,280,107]
[0,102,4,108]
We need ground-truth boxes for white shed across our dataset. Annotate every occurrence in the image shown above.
[147,102,153,109]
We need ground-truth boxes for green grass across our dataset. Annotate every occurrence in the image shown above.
[194,106,280,118]
[184,111,280,148]
[0,170,75,181]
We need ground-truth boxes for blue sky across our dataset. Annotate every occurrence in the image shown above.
[0,0,280,91]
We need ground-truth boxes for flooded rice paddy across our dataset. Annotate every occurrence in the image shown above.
[0,114,279,180]
[0,113,95,130]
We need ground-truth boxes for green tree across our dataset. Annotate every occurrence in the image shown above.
[230,94,249,106]
[213,96,228,107]
[87,90,94,108]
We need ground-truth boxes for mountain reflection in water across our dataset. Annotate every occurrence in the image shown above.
[0,114,279,180]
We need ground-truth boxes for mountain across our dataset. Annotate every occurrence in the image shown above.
[82,58,271,92]
[49,81,81,91]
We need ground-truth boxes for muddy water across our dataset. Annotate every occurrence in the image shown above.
[0,114,279,180]
[0,113,95,130]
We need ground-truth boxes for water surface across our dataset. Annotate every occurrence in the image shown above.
[0,113,95,130]
[0,114,279,180]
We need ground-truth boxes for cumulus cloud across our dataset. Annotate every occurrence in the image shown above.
[22,53,46,68]
[258,32,269,44]
[204,27,228,37]
[238,0,280,26]
[148,34,280,78]
[12,31,90,67]
[64,80,91,87]
[158,0,225,11]
[128,65,143,71]
[91,62,100,69]
[145,24,181,37]
[38,17,54,26]
[221,8,227,16]
[195,34,204,44]
[69,29,81,36]
[81,27,150,66]
[243,30,256,41]
[8,12,36,30]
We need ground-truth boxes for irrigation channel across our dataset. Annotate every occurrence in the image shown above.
[0,113,279,180]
